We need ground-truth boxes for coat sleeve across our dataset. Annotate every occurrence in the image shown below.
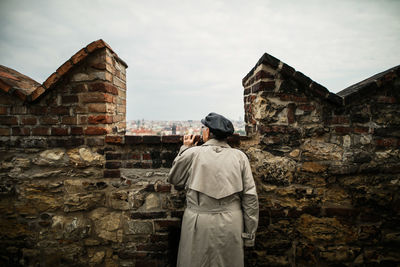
[240,154,259,247]
[167,145,195,188]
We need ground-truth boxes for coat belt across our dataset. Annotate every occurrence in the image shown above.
[186,201,241,214]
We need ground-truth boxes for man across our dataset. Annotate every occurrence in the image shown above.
[168,112,259,267]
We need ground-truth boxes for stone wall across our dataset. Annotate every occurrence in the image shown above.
[0,39,240,266]
[241,54,400,266]
[1,40,399,266]
[0,141,185,266]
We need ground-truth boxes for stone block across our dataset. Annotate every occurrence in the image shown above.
[64,192,104,212]
[296,214,357,243]
[84,126,108,135]
[123,220,153,235]
[301,162,327,173]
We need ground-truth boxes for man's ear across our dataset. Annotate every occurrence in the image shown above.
[205,127,210,138]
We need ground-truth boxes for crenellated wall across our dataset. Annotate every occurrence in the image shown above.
[241,53,400,266]
[0,41,399,266]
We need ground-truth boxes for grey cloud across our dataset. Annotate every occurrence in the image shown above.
[1,0,399,120]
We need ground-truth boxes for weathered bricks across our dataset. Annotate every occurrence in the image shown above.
[89,83,118,95]
[80,92,114,103]
[105,135,123,144]
[12,127,30,136]
[43,72,60,89]
[71,48,88,64]
[84,126,108,135]
[51,127,68,136]
[88,115,113,124]
[21,117,37,125]
[32,127,50,135]
[0,116,18,125]
[62,95,79,104]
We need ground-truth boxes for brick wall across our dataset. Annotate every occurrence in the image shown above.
[0,40,127,149]
[241,53,400,266]
[1,40,399,266]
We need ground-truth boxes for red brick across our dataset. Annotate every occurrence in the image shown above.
[375,138,398,147]
[0,106,8,115]
[62,95,79,104]
[155,183,171,193]
[21,117,37,125]
[78,116,87,124]
[49,106,69,115]
[89,82,118,95]
[377,96,396,104]
[71,48,88,64]
[30,106,47,115]
[88,103,108,113]
[88,115,113,124]
[297,104,315,111]
[80,92,114,103]
[71,84,87,93]
[0,116,18,125]
[329,116,349,124]
[103,170,120,178]
[84,126,108,135]
[354,127,369,134]
[32,127,50,135]
[56,60,73,76]
[12,127,30,136]
[0,128,10,136]
[70,127,83,135]
[335,126,352,134]
[105,162,121,169]
[142,153,151,160]
[30,86,46,101]
[105,135,123,144]
[51,127,68,135]
[40,116,59,125]
[61,116,77,125]
[86,39,106,53]
[91,63,107,70]
[43,72,60,89]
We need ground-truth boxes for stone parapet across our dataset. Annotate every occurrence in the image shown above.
[241,53,400,266]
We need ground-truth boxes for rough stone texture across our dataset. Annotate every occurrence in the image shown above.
[1,42,399,266]
[242,55,400,266]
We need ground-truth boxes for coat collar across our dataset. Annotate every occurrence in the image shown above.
[202,138,231,148]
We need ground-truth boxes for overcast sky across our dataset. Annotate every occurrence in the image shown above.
[1,0,399,121]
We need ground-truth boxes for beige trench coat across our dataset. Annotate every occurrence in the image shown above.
[168,138,259,267]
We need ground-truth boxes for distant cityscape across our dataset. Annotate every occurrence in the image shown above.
[126,119,246,136]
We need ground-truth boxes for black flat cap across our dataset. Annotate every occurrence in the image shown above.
[201,112,234,138]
